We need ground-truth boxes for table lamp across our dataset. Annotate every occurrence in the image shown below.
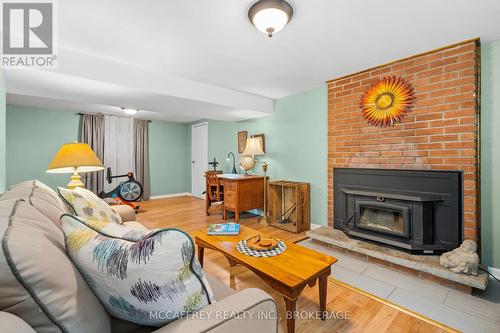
[240,137,269,225]
[46,142,104,189]
[240,137,265,175]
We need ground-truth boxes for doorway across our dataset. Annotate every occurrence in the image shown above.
[191,123,208,198]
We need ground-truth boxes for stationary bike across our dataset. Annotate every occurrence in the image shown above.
[99,167,143,212]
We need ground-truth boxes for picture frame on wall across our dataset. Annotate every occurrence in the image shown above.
[252,134,265,153]
[238,131,248,153]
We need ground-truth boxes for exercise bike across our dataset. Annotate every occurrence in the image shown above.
[99,167,143,212]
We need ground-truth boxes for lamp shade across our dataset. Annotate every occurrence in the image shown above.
[242,137,265,156]
[47,143,104,174]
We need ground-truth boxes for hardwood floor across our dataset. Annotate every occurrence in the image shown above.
[137,196,308,243]
[136,196,455,333]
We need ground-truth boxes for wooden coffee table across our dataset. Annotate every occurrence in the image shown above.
[192,226,337,333]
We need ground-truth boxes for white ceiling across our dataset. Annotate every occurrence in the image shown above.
[5,0,500,122]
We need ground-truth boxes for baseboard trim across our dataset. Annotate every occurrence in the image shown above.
[310,223,323,230]
[149,192,191,200]
[488,266,500,280]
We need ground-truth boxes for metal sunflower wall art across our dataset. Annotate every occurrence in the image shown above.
[360,76,416,127]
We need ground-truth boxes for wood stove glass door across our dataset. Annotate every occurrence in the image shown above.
[355,201,410,238]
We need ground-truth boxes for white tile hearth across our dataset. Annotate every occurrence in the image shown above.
[363,265,449,303]
[444,289,500,324]
[298,239,500,333]
[388,288,499,333]
[332,266,396,299]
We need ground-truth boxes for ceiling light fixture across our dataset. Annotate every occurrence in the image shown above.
[248,0,294,38]
[122,107,138,115]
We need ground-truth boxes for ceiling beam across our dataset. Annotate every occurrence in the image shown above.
[5,46,274,121]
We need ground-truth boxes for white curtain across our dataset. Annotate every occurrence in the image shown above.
[103,115,135,192]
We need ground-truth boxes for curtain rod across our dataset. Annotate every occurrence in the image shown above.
[75,112,152,122]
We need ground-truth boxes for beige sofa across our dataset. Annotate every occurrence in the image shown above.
[0,181,278,333]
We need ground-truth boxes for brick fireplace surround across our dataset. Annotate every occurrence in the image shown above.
[327,39,480,244]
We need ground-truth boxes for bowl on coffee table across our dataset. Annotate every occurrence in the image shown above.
[246,235,279,251]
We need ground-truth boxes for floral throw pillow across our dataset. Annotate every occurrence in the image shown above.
[58,187,123,224]
[60,214,214,327]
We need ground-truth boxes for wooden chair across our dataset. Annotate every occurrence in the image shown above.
[205,171,224,216]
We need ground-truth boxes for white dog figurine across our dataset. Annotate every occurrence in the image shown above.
[440,240,479,275]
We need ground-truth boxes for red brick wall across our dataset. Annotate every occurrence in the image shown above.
[327,40,480,241]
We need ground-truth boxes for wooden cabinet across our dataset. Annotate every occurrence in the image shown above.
[268,181,310,233]
[215,174,264,223]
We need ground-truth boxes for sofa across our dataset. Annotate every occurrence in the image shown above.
[0,180,279,333]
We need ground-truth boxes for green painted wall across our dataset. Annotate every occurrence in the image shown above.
[149,121,190,196]
[6,105,79,189]
[194,85,328,225]
[481,40,500,269]
[0,69,5,192]
[6,105,190,195]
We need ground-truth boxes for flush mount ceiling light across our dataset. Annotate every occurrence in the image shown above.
[248,0,294,37]
[122,107,138,115]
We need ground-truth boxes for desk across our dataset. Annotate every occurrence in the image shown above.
[206,174,264,223]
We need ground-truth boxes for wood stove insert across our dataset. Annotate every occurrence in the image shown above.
[334,168,463,254]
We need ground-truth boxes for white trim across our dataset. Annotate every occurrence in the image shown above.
[192,121,208,128]
[488,266,500,280]
[149,193,192,200]
[310,223,323,230]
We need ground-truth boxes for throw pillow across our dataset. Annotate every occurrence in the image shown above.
[0,199,111,333]
[61,214,214,327]
[0,180,68,228]
[58,187,123,224]
[75,214,151,241]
